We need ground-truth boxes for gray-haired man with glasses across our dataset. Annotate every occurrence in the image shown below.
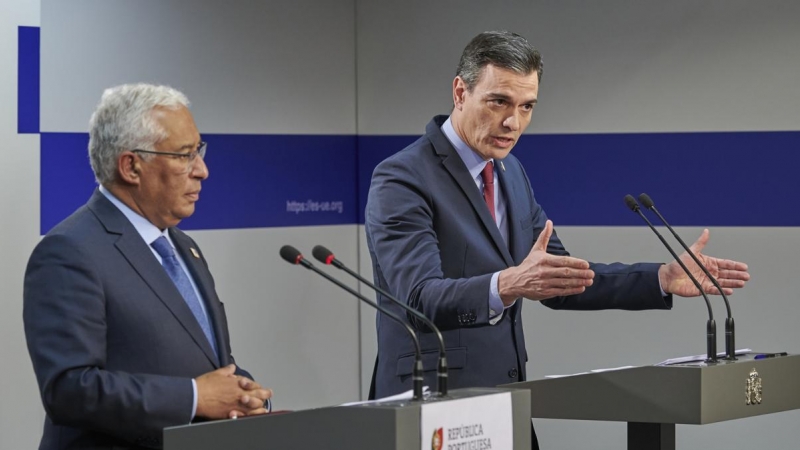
[23,83,272,450]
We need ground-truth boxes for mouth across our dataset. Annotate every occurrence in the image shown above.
[492,136,515,148]
[185,191,200,202]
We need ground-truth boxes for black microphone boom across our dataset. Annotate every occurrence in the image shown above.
[312,245,449,397]
[279,245,425,400]
[624,195,717,363]
[638,193,736,361]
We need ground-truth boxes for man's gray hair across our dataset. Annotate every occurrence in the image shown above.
[88,83,190,184]
[456,31,543,91]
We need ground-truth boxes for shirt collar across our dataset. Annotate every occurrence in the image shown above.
[441,116,493,181]
[99,185,170,246]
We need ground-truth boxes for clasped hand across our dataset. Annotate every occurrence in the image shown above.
[195,364,273,420]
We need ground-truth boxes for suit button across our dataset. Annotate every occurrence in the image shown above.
[508,368,518,378]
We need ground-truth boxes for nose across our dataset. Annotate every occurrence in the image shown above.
[191,154,209,180]
[503,113,520,131]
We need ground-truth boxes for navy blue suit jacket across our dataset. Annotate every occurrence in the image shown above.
[24,190,249,450]
[365,115,671,397]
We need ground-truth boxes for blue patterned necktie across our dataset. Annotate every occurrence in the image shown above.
[151,236,218,362]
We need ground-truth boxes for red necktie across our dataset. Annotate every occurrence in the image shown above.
[481,161,496,222]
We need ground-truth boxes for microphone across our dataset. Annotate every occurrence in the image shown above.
[312,245,449,397]
[624,195,717,363]
[279,245,425,400]
[638,193,736,360]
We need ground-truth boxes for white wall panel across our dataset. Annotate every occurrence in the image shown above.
[41,0,356,134]
[356,0,800,134]
[1,1,46,449]
[192,225,361,410]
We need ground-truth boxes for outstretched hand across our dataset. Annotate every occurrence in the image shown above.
[498,220,595,305]
[658,229,750,297]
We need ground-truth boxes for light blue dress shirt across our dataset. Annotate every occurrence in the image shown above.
[440,119,513,325]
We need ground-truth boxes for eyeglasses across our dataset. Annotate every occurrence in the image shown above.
[132,141,207,172]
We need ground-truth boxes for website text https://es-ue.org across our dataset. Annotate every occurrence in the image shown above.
[286,200,344,214]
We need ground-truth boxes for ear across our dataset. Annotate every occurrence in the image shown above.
[117,152,142,185]
[453,76,468,110]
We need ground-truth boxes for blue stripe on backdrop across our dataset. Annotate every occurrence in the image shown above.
[41,131,798,233]
[40,133,357,234]
[357,131,800,227]
[18,26,40,134]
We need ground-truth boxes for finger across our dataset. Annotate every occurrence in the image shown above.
[704,284,734,296]
[716,278,747,288]
[238,377,261,390]
[550,267,594,279]
[716,267,750,281]
[229,410,246,419]
[244,388,272,401]
[239,395,264,410]
[249,388,273,402]
[689,228,710,254]
[544,255,591,270]
[244,407,269,416]
[529,266,594,280]
[531,220,553,252]
[715,259,749,272]
[220,364,236,376]
[536,286,588,298]
[541,277,594,289]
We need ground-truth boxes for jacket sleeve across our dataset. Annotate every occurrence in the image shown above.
[23,233,193,448]
[366,157,495,329]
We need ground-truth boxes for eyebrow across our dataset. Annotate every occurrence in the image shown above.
[176,141,201,152]
[486,92,538,104]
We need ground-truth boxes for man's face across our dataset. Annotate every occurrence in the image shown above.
[451,64,539,161]
[134,106,208,229]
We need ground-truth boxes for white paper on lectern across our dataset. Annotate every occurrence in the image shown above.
[339,386,430,406]
[420,392,512,450]
[655,348,751,366]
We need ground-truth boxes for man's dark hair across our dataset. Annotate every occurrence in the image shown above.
[456,31,543,90]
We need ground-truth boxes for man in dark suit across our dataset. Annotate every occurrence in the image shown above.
[365,31,750,398]
[24,84,272,450]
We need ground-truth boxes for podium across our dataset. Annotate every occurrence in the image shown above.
[164,387,531,449]
[504,353,800,450]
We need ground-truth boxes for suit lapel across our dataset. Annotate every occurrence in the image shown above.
[88,191,220,367]
[428,119,514,266]
[496,163,525,264]
[170,230,231,367]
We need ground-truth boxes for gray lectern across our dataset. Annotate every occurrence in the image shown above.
[504,352,800,450]
[164,387,531,449]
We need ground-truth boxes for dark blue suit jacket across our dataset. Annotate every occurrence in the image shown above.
[24,190,249,450]
[365,115,671,398]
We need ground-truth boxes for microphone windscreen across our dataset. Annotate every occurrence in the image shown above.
[312,245,334,264]
[623,194,639,211]
[638,193,655,209]
[279,245,303,265]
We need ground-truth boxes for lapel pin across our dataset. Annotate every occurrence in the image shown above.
[499,161,505,172]
[190,248,200,259]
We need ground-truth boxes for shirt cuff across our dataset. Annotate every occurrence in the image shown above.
[191,379,198,421]
[489,271,512,325]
